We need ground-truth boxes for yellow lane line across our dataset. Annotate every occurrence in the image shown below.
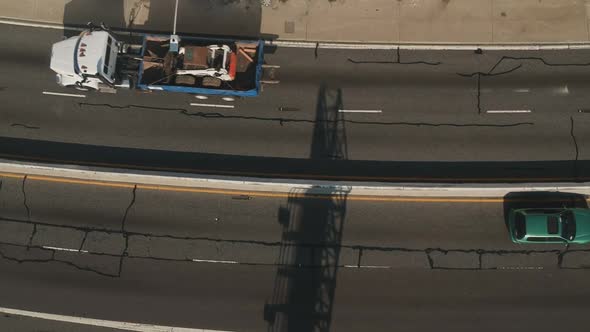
[0,171,503,202]
[1,171,588,203]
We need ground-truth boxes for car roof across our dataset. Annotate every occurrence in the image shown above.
[524,214,558,237]
[515,209,563,238]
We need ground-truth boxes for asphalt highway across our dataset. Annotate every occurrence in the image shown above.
[1,175,590,331]
[1,24,590,181]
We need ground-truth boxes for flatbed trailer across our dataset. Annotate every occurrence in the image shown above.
[50,26,277,97]
[137,34,265,97]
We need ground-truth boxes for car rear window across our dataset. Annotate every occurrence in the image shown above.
[514,213,526,240]
[547,216,559,234]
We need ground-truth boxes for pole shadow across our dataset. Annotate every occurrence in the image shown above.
[264,84,348,332]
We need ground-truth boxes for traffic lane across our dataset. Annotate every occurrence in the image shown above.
[5,24,590,116]
[3,175,588,271]
[1,253,590,332]
[2,65,585,164]
[7,21,590,86]
[6,23,590,102]
[3,110,588,163]
[0,255,269,332]
[1,26,589,169]
[339,114,574,162]
[330,269,590,332]
[1,83,583,163]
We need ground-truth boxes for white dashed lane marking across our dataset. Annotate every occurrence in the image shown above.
[42,91,86,98]
[190,103,234,109]
[42,246,88,253]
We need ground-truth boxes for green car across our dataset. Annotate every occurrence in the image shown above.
[508,208,590,244]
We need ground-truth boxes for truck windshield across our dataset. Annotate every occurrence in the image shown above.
[103,37,112,76]
[561,211,576,240]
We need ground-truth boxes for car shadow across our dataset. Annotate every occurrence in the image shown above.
[502,191,590,230]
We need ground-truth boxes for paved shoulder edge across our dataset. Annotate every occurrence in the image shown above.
[1,160,589,198]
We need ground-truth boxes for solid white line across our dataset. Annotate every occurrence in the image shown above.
[0,17,82,31]
[344,265,391,269]
[265,40,590,51]
[0,306,231,332]
[338,109,382,113]
[486,110,532,114]
[42,246,88,253]
[192,258,238,264]
[190,103,235,109]
[42,91,86,98]
[513,88,530,93]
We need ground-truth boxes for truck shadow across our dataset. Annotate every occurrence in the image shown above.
[63,0,261,38]
[264,84,348,332]
[503,191,590,230]
[63,0,126,37]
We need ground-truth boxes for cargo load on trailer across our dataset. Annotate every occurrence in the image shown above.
[49,24,278,97]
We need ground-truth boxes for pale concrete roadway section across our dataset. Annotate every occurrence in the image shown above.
[2,0,590,43]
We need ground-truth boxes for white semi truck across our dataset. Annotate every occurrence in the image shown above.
[50,24,276,97]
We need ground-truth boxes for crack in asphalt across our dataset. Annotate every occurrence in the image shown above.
[78,102,533,127]
[425,250,435,269]
[476,73,481,114]
[458,55,590,114]
[21,176,31,222]
[347,47,442,66]
[10,123,40,130]
[570,116,580,179]
[1,216,588,277]
[0,243,119,278]
[79,231,89,252]
[458,64,522,114]
[118,185,137,277]
[458,64,523,78]
[314,42,319,59]
[488,55,590,73]
[179,110,534,127]
[121,185,137,232]
[21,176,37,249]
[27,224,37,248]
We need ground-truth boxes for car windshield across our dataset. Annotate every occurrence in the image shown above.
[561,211,576,240]
[514,212,526,240]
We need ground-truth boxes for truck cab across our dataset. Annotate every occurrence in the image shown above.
[50,30,119,91]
